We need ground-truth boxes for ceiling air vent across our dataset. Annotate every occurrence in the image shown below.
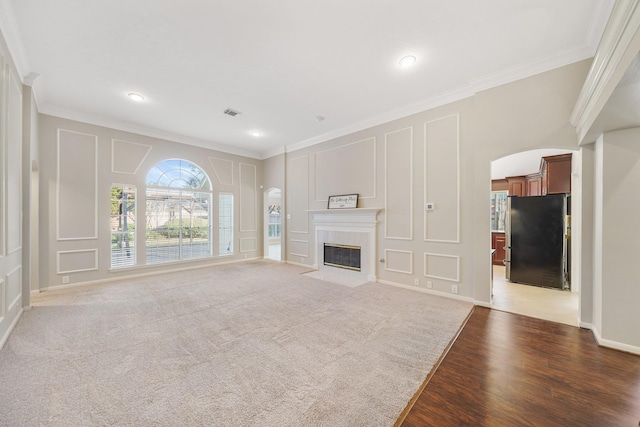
[223,108,241,117]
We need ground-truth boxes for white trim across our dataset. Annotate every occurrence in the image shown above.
[591,325,640,356]
[384,127,413,240]
[6,265,21,311]
[56,128,99,241]
[0,307,23,350]
[289,239,309,258]
[6,70,21,253]
[570,0,640,143]
[43,257,262,292]
[0,57,4,259]
[208,157,234,185]
[56,249,99,274]
[262,145,286,160]
[579,321,593,330]
[423,252,460,282]
[0,0,31,84]
[238,163,258,232]
[424,114,460,243]
[284,260,311,268]
[39,103,262,159]
[377,279,473,303]
[111,139,153,174]
[383,249,413,275]
[239,237,257,253]
[313,137,377,202]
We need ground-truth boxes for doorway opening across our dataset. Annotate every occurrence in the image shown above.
[490,148,579,326]
[264,188,282,261]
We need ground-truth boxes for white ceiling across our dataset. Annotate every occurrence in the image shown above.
[3,0,614,158]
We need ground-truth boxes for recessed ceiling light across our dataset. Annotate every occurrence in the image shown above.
[128,92,145,102]
[250,130,263,137]
[399,55,417,68]
[315,116,326,122]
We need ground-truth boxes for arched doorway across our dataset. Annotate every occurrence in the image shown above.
[490,148,579,326]
[264,188,282,261]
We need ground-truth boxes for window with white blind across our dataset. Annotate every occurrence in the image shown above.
[111,185,136,268]
[145,159,212,264]
[219,194,233,255]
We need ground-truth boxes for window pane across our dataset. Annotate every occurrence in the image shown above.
[146,188,182,264]
[146,159,211,190]
[219,194,233,255]
[111,185,136,268]
[181,191,211,259]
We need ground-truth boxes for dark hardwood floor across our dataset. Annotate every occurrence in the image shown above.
[398,307,640,426]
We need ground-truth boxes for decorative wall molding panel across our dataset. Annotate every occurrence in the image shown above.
[290,239,309,258]
[209,157,234,185]
[385,127,413,240]
[424,114,460,243]
[384,249,413,275]
[6,265,21,312]
[111,139,152,174]
[6,70,22,253]
[314,137,376,202]
[57,249,99,274]
[289,155,309,234]
[57,129,98,241]
[0,279,4,319]
[239,237,257,253]
[423,253,460,282]
[239,163,257,232]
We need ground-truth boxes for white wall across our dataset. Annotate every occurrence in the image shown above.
[38,115,263,289]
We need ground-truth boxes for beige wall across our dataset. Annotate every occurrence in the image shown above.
[38,114,263,289]
[280,60,592,307]
[0,35,25,347]
[593,128,640,350]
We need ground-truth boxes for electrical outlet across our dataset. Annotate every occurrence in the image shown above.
[426,280,433,289]
[451,284,458,294]
[414,278,419,286]
[62,276,69,284]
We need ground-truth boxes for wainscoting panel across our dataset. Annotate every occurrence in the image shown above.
[314,137,376,202]
[290,240,309,258]
[384,249,413,274]
[289,155,309,234]
[385,128,413,240]
[424,253,460,282]
[239,163,257,232]
[239,237,257,253]
[0,279,4,319]
[57,249,99,274]
[209,157,234,185]
[111,139,152,174]
[424,115,460,243]
[6,71,22,253]
[57,129,98,240]
[6,266,21,312]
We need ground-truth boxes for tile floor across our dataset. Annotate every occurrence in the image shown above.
[491,265,579,326]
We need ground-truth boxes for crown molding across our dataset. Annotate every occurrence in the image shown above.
[571,0,640,144]
[39,104,263,160]
[261,145,286,160]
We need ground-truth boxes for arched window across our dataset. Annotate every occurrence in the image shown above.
[146,159,212,264]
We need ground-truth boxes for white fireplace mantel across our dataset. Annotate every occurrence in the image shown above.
[309,208,382,283]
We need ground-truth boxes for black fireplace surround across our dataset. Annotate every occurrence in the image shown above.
[323,243,361,271]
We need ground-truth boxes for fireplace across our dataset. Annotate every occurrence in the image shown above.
[324,243,361,271]
[308,208,381,285]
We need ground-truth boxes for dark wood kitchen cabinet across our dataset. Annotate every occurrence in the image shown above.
[492,232,506,265]
[541,153,572,195]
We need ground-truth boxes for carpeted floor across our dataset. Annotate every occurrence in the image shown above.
[0,261,472,426]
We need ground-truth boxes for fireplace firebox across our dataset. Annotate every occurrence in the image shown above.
[323,243,361,271]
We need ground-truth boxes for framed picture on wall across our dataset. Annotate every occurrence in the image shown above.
[328,194,358,209]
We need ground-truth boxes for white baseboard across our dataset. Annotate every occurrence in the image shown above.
[377,279,474,303]
[285,260,313,269]
[473,300,492,308]
[579,321,593,330]
[0,307,24,350]
[591,326,640,356]
[41,257,262,292]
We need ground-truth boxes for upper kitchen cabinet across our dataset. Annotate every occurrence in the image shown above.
[541,153,572,195]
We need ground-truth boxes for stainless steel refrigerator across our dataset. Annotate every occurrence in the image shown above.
[505,194,569,289]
